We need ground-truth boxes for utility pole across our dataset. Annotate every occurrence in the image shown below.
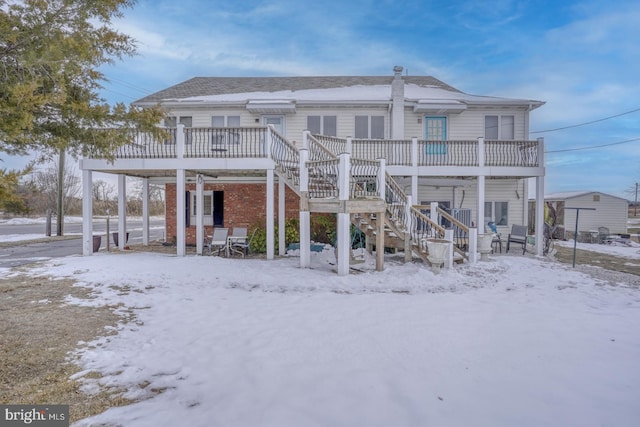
[635,182,638,217]
[56,149,65,236]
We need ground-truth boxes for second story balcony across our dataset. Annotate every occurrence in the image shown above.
[83,125,545,179]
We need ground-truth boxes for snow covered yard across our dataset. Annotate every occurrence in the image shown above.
[20,249,640,427]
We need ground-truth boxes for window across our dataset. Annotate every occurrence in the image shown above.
[484,201,509,226]
[354,115,385,139]
[485,115,514,140]
[165,116,192,143]
[307,116,337,136]
[593,195,600,202]
[425,117,447,140]
[212,116,240,127]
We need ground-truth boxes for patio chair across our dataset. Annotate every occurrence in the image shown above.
[229,228,257,258]
[597,226,610,244]
[506,224,528,255]
[205,227,229,256]
[487,221,502,253]
[227,227,247,257]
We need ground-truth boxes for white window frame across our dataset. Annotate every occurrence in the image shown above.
[307,115,337,136]
[212,115,241,127]
[485,115,514,140]
[192,191,214,226]
[484,201,509,227]
[354,115,385,139]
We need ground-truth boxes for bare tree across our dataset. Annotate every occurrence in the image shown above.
[27,160,81,223]
[92,179,116,215]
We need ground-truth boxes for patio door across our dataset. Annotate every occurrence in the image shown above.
[262,115,285,135]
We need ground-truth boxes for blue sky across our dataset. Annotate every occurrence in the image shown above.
[6,0,640,199]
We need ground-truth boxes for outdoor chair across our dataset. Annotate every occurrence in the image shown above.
[205,227,229,256]
[506,224,528,255]
[229,227,257,258]
[597,226,610,244]
[227,227,247,257]
[487,221,502,253]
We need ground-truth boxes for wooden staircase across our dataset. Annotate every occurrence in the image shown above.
[269,129,469,266]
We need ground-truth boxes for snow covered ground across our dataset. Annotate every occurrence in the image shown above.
[10,243,640,427]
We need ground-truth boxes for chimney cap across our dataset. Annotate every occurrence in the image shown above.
[393,66,403,75]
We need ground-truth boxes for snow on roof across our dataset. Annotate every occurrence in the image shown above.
[134,76,543,108]
[545,191,629,201]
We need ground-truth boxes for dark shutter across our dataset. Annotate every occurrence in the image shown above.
[185,190,190,227]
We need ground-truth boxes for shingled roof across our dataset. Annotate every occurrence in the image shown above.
[133,76,462,105]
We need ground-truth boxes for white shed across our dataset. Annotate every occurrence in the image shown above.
[545,191,628,236]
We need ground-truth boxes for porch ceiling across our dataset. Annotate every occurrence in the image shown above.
[97,169,268,181]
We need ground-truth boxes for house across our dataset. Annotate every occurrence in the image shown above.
[543,191,628,238]
[79,66,547,275]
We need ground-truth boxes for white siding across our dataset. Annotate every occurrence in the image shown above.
[555,193,628,234]
[404,108,529,141]
[398,178,526,233]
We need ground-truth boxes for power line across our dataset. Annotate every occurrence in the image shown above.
[531,106,640,134]
[545,137,640,153]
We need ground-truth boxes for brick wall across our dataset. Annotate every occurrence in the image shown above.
[165,182,300,244]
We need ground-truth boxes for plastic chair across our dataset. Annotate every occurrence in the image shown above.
[205,227,229,256]
[229,228,257,258]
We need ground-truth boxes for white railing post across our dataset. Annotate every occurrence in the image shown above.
[537,137,545,168]
[346,137,352,155]
[266,124,274,159]
[176,123,185,159]
[411,137,418,202]
[339,152,350,201]
[477,137,485,168]
[299,149,309,192]
[377,158,386,201]
[430,201,439,226]
[469,227,478,264]
[303,130,310,150]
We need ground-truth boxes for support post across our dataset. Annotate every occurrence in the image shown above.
[468,227,478,264]
[142,178,149,246]
[535,137,546,256]
[196,174,204,255]
[176,169,186,257]
[117,174,126,251]
[376,211,384,271]
[477,137,486,230]
[337,212,350,276]
[535,175,545,256]
[299,148,310,268]
[266,169,275,260]
[278,178,286,256]
[82,169,93,255]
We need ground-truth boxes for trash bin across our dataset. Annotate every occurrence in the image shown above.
[112,232,129,246]
[92,235,102,253]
